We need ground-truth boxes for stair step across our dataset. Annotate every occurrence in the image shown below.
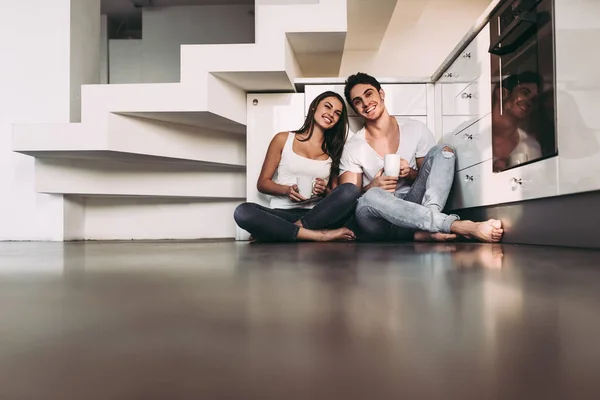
[13,114,246,168]
[81,80,247,128]
[35,158,246,199]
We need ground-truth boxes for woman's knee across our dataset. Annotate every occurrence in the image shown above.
[336,182,361,203]
[233,202,255,227]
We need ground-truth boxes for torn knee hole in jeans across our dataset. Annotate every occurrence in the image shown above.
[442,146,455,158]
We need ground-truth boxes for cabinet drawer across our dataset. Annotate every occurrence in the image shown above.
[381,84,427,116]
[447,161,487,210]
[448,114,492,171]
[437,24,490,84]
[437,43,480,83]
[441,116,475,136]
[448,157,559,211]
[490,156,559,205]
[441,78,491,116]
[304,84,427,117]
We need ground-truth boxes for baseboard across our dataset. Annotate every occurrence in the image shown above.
[451,190,600,249]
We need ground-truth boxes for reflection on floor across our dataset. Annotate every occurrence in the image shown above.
[1,241,599,399]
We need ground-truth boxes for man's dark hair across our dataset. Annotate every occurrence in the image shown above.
[501,71,542,92]
[344,72,382,110]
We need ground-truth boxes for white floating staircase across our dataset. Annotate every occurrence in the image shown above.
[12,0,347,240]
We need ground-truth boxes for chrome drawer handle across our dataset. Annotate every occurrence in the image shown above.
[444,72,459,78]
[511,177,523,190]
[461,93,473,99]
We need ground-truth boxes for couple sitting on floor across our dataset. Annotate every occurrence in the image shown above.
[234,72,504,243]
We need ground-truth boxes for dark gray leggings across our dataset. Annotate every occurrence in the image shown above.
[234,183,361,242]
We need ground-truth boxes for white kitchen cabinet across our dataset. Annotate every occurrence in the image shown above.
[447,161,487,210]
[446,114,492,172]
[441,75,491,117]
[381,84,427,116]
[437,25,490,84]
[441,115,475,137]
[240,93,305,240]
[491,157,559,205]
[447,157,559,211]
[304,84,427,117]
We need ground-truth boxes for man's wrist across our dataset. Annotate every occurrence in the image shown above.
[408,168,418,182]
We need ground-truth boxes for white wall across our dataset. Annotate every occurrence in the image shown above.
[85,198,241,240]
[100,15,108,84]
[0,0,100,241]
[70,0,101,122]
[109,40,144,84]
[109,5,255,84]
[339,0,491,77]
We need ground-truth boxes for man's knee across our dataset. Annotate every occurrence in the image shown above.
[441,144,456,157]
[427,143,456,159]
[357,187,387,210]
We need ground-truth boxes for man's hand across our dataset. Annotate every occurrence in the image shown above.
[371,168,398,193]
[399,159,411,179]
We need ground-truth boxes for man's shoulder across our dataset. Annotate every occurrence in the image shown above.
[399,118,429,132]
[344,128,367,151]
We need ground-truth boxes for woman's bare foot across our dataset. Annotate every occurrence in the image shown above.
[320,227,356,242]
[413,231,457,242]
[452,219,503,243]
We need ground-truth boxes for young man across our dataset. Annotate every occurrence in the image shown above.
[491,72,543,172]
[339,72,503,243]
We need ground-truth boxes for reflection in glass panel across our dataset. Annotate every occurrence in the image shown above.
[490,0,557,173]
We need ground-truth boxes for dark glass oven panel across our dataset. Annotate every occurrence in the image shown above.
[489,0,556,173]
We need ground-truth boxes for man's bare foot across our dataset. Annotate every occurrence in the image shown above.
[455,219,503,243]
[320,227,356,242]
[414,231,457,242]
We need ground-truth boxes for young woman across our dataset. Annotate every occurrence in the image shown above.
[234,91,361,242]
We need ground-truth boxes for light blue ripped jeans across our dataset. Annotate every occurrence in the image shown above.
[355,144,460,241]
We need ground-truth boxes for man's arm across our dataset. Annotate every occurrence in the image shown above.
[399,158,421,183]
[340,170,398,193]
[339,171,363,190]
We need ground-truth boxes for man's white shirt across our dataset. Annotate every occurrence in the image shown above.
[340,119,436,196]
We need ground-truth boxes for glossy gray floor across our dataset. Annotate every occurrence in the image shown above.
[1,240,599,399]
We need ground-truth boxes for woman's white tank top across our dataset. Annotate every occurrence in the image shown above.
[270,132,332,209]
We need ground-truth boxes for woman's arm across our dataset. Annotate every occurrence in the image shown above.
[256,132,290,196]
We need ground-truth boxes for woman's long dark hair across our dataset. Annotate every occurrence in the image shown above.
[292,91,349,187]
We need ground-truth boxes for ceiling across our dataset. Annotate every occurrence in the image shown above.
[345,0,398,50]
[101,0,253,15]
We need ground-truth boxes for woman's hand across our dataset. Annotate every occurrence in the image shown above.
[287,184,307,202]
[312,178,328,197]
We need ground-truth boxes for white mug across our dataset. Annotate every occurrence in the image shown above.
[507,152,529,167]
[296,176,315,198]
[384,154,401,177]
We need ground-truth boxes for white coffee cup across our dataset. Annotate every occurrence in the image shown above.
[296,176,315,198]
[384,154,401,177]
[507,152,529,168]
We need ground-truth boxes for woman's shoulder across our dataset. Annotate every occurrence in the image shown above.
[270,131,292,146]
